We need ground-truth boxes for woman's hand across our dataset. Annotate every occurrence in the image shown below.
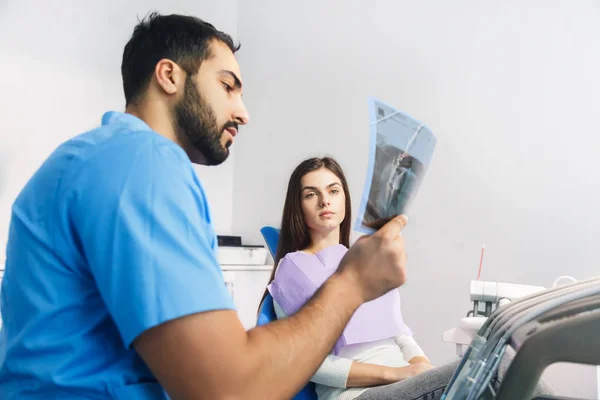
[408,356,432,366]
[386,363,435,382]
[345,361,435,388]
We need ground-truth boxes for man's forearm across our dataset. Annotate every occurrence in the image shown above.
[241,272,363,399]
[136,215,408,400]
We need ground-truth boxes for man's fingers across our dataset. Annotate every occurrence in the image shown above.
[377,215,408,238]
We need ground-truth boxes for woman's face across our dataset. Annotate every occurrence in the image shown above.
[300,168,346,235]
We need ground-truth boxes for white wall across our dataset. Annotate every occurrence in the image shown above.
[234,0,600,397]
[0,0,239,262]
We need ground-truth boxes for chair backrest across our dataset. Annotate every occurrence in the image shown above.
[256,292,277,327]
[260,226,280,259]
[256,292,319,400]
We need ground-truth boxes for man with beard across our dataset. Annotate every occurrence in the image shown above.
[0,13,410,400]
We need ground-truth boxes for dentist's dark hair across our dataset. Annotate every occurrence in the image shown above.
[121,12,240,106]
[258,157,352,311]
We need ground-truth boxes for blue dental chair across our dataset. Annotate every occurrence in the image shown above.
[258,226,319,400]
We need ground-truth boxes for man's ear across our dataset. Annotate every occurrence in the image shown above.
[154,59,185,96]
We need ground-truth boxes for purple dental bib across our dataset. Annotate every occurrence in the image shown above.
[267,244,412,355]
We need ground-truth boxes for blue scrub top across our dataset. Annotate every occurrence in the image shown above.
[0,112,235,399]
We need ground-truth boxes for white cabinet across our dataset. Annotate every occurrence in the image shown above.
[221,265,273,330]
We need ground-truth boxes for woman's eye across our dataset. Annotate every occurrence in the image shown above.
[331,189,339,195]
[305,193,315,199]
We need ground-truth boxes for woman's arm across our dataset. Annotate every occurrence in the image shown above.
[346,361,409,387]
[273,300,412,388]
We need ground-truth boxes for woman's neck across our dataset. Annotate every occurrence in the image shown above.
[305,228,341,254]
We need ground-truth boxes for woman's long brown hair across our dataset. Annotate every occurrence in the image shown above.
[258,157,352,311]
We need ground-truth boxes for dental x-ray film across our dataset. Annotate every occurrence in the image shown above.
[355,97,437,234]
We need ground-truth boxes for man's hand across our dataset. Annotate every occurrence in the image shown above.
[337,214,408,302]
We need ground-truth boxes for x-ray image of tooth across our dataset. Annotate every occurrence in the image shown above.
[355,98,437,233]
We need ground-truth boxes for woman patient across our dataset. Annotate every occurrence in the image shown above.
[260,157,553,400]
[260,156,436,400]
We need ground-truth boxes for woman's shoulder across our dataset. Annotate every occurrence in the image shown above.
[283,244,347,260]
[278,244,348,269]
[277,250,308,270]
[273,251,310,278]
